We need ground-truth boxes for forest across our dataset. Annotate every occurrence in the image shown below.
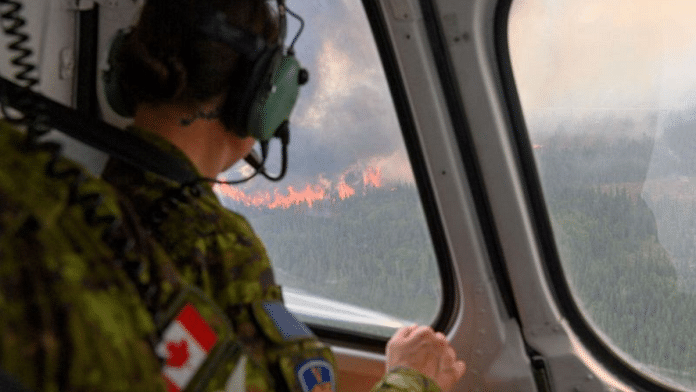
[219,125,696,386]
[220,185,442,326]
[535,132,696,386]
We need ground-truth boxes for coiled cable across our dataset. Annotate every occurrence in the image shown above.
[0,0,163,317]
[0,0,48,139]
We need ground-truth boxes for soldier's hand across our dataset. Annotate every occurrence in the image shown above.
[385,325,466,392]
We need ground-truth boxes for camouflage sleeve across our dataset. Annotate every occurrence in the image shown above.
[372,367,442,392]
[0,123,165,392]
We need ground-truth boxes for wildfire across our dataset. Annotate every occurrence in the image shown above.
[337,176,355,199]
[363,166,382,188]
[217,165,385,209]
[214,185,272,207]
[268,185,325,209]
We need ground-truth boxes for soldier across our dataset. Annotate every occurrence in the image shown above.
[0,0,465,390]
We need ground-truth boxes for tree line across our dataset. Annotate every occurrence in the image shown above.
[220,129,696,386]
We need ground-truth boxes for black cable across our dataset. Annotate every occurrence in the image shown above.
[257,121,289,182]
[202,154,265,186]
[0,0,36,88]
[207,122,290,186]
[0,0,45,136]
[286,7,304,52]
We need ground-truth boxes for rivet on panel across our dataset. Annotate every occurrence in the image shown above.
[389,0,412,21]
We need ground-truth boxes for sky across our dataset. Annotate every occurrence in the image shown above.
[509,0,696,119]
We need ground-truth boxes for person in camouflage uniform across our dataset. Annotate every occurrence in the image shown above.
[0,0,465,390]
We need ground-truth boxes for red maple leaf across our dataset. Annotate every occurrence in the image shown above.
[165,339,190,368]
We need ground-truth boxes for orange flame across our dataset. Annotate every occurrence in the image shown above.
[337,176,355,199]
[216,184,324,209]
[267,184,325,209]
[363,166,382,188]
[215,184,272,207]
[217,166,386,209]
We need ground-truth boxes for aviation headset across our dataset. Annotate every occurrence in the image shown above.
[102,0,308,142]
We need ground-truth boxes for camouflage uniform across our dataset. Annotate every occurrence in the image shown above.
[0,121,165,391]
[0,121,439,391]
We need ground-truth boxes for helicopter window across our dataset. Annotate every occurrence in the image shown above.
[213,0,443,338]
[509,0,696,388]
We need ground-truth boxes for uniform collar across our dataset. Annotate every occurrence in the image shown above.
[105,126,216,198]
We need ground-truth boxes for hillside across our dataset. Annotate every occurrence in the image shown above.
[219,185,442,324]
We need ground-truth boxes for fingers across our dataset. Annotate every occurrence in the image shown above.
[439,346,455,370]
[438,348,466,392]
[388,325,418,349]
[397,324,418,339]
[406,326,437,344]
[434,332,448,350]
[394,326,450,355]
[385,324,466,391]
[445,347,456,361]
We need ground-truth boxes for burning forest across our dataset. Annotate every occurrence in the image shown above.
[215,166,388,210]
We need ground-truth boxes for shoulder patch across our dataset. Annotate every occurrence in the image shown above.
[296,358,336,392]
[260,301,314,341]
[156,303,218,392]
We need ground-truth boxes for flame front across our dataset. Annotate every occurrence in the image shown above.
[363,166,382,188]
[214,185,272,207]
[268,185,325,209]
[337,176,355,199]
[217,165,385,209]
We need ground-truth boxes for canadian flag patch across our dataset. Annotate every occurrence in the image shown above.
[156,303,218,392]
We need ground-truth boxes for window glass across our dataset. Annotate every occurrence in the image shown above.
[509,0,696,387]
[213,0,442,338]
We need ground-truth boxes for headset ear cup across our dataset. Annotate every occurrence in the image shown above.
[102,29,136,118]
[219,47,277,138]
[245,52,303,141]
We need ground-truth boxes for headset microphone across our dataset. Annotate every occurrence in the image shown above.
[225,121,288,185]
[244,150,263,171]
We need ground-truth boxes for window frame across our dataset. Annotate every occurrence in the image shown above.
[335,1,538,390]
[265,0,459,350]
[495,0,690,390]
